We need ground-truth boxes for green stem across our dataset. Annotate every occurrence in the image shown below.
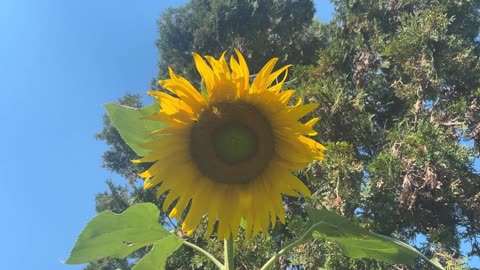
[184,240,224,269]
[260,227,314,270]
[224,235,235,270]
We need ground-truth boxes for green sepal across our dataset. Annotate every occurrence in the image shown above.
[104,103,165,156]
[302,207,444,269]
[200,79,208,97]
[66,203,182,264]
[132,235,183,270]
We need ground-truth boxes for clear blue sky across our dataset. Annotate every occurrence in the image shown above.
[0,1,332,269]
[1,1,477,269]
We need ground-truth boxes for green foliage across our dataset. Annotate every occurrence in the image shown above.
[306,141,364,217]
[133,236,183,270]
[293,0,480,268]
[155,0,322,83]
[95,94,146,183]
[87,181,170,269]
[89,0,480,269]
[233,234,277,269]
[303,207,444,269]
[367,119,476,241]
[82,257,131,270]
[67,203,180,264]
[104,102,165,157]
[95,180,130,214]
[290,68,374,149]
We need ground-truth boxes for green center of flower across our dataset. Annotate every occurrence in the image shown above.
[213,124,257,164]
[190,102,274,184]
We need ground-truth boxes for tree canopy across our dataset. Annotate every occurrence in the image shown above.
[155,0,323,83]
[91,0,480,269]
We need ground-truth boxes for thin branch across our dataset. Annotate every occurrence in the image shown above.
[166,216,178,229]
[183,241,225,269]
[260,226,317,270]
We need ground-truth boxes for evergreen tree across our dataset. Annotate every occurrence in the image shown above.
[90,0,480,269]
[155,0,322,82]
[95,93,144,184]
[291,0,480,268]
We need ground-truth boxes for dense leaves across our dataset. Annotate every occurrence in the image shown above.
[155,0,323,83]
[95,94,145,183]
[90,0,480,269]
[294,0,480,268]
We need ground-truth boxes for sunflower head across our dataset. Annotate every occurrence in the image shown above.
[135,50,325,239]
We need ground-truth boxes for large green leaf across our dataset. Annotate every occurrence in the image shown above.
[104,103,165,156]
[132,235,183,270]
[303,207,444,269]
[66,203,181,264]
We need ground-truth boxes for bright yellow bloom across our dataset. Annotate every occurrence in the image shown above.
[135,50,325,239]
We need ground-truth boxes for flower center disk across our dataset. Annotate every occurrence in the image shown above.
[214,124,257,164]
[190,102,274,184]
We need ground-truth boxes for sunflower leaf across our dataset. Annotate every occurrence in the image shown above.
[303,207,444,269]
[132,235,183,270]
[200,79,208,97]
[104,102,165,156]
[66,203,181,264]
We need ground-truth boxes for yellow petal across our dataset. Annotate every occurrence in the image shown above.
[169,195,189,219]
[234,49,250,90]
[183,185,210,235]
[193,53,216,98]
[135,51,326,240]
[157,71,205,113]
[250,57,278,93]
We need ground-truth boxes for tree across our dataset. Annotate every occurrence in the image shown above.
[290,0,480,268]
[87,94,166,270]
[95,93,145,184]
[91,0,480,269]
[155,0,323,83]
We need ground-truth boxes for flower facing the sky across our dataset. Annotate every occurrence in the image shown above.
[135,50,325,239]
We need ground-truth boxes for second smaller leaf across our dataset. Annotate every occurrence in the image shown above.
[303,207,444,269]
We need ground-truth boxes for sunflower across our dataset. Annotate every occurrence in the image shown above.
[135,50,325,239]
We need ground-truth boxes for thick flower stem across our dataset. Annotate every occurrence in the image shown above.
[224,235,235,270]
